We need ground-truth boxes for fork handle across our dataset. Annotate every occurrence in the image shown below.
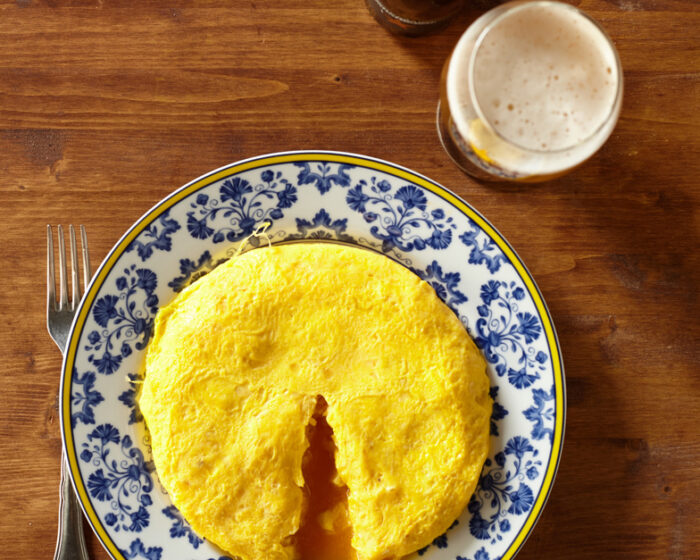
[53,454,90,560]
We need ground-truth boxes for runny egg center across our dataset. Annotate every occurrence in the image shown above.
[295,396,356,560]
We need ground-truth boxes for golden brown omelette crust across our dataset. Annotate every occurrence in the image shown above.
[139,243,491,560]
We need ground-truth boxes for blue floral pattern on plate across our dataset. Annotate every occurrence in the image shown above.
[458,547,492,560]
[524,385,556,443]
[474,280,547,390]
[167,251,217,293]
[71,369,104,427]
[417,520,460,555]
[63,153,563,560]
[122,538,162,560]
[413,260,468,309]
[294,161,353,194]
[80,424,155,534]
[459,219,508,273]
[162,506,204,549]
[346,177,456,252]
[84,265,159,375]
[468,437,541,545]
[186,172,297,244]
[125,211,181,262]
[291,208,354,242]
[118,372,144,425]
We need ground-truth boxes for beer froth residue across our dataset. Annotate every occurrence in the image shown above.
[472,4,619,152]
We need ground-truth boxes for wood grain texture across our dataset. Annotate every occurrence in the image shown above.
[0,1,698,559]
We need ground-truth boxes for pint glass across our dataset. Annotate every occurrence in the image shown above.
[437,1,623,181]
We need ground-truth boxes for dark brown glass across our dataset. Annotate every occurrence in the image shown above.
[365,0,464,36]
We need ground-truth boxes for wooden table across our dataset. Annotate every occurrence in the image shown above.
[1,1,698,558]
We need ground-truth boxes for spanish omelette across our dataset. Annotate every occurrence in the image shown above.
[139,242,491,560]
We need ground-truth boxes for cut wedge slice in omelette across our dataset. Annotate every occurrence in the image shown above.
[139,242,491,560]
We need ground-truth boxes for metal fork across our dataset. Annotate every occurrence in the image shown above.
[47,224,91,560]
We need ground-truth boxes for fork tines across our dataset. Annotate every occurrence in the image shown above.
[46,225,90,312]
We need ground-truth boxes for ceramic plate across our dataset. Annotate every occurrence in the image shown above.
[61,151,565,560]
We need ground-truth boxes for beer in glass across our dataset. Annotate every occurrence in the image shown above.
[437,1,623,181]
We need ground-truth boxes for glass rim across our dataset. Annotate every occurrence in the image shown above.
[466,0,624,155]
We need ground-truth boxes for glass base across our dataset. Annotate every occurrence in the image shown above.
[365,0,463,36]
[436,101,520,181]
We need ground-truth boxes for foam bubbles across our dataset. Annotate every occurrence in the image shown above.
[470,4,619,152]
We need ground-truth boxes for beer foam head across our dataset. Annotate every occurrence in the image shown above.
[471,2,619,152]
